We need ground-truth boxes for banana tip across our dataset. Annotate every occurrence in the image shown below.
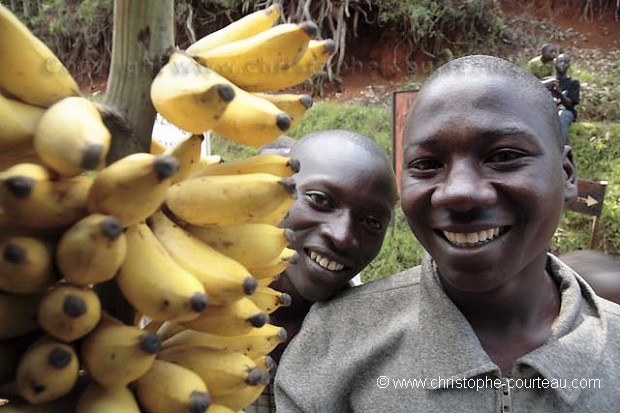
[80,144,105,170]
[247,366,271,386]
[276,113,292,132]
[190,292,209,313]
[3,242,27,264]
[243,276,258,295]
[188,390,211,413]
[278,292,293,308]
[48,347,73,369]
[248,312,269,328]
[216,84,235,102]
[139,332,163,354]
[300,21,319,39]
[286,158,300,173]
[63,294,88,318]
[5,176,35,199]
[153,155,180,180]
[100,216,124,240]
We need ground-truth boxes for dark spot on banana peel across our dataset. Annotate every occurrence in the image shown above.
[153,155,180,181]
[190,292,209,313]
[246,366,271,386]
[248,313,269,328]
[48,347,73,369]
[100,216,124,240]
[279,177,296,197]
[243,276,258,295]
[5,176,35,198]
[3,242,27,263]
[63,295,87,318]
[138,332,162,355]
[276,112,292,132]
[286,158,300,173]
[80,144,104,170]
[188,390,211,413]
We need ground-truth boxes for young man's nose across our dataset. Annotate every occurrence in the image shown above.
[320,211,359,250]
[431,163,496,212]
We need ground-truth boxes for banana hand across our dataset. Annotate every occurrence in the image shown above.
[164,133,204,183]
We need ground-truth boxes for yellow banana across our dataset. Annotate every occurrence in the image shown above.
[205,405,236,413]
[37,284,101,343]
[0,93,45,152]
[162,323,287,360]
[87,153,179,227]
[211,380,269,411]
[150,52,235,134]
[194,22,318,90]
[256,274,281,287]
[211,85,291,147]
[164,133,204,184]
[248,247,298,280]
[253,354,277,378]
[16,336,79,404]
[254,92,313,129]
[155,320,187,341]
[186,4,281,55]
[0,163,92,229]
[148,209,258,305]
[0,235,56,294]
[80,317,162,387]
[56,213,127,286]
[186,223,295,268]
[0,292,40,340]
[180,297,269,337]
[0,5,80,108]
[245,38,336,92]
[117,222,208,322]
[33,97,110,178]
[158,346,270,397]
[188,153,299,179]
[165,173,296,226]
[248,285,292,315]
[150,138,167,155]
[75,382,141,413]
[135,359,211,413]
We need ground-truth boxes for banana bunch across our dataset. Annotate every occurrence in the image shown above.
[151,3,335,147]
[0,5,308,412]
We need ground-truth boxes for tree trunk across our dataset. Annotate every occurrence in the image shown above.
[10,0,17,12]
[99,0,175,325]
[22,0,29,18]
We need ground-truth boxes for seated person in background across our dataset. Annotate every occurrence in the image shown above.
[246,129,398,412]
[559,249,620,304]
[550,53,580,145]
[526,42,558,79]
[275,55,620,412]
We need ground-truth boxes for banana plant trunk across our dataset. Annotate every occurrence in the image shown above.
[99,0,175,324]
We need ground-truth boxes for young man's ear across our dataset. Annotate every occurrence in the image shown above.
[562,145,578,202]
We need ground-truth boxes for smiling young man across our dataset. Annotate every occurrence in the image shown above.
[246,129,398,412]
[274,55,620,412]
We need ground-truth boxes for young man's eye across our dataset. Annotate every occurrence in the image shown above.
[407,158,442,176]
[486,150,525,164]
[305,192,332,209]
[364,216,382,231]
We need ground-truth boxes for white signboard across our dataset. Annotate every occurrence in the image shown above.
[151,113,211,156]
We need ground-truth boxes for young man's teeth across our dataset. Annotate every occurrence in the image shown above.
[443,227,501,247]
[309,250,344,271]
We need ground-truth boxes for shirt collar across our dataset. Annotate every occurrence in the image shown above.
[417,254,606,405]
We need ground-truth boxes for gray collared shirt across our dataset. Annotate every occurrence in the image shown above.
[275,254,620,412]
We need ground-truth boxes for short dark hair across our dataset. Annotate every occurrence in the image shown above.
[410,54,563,150]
